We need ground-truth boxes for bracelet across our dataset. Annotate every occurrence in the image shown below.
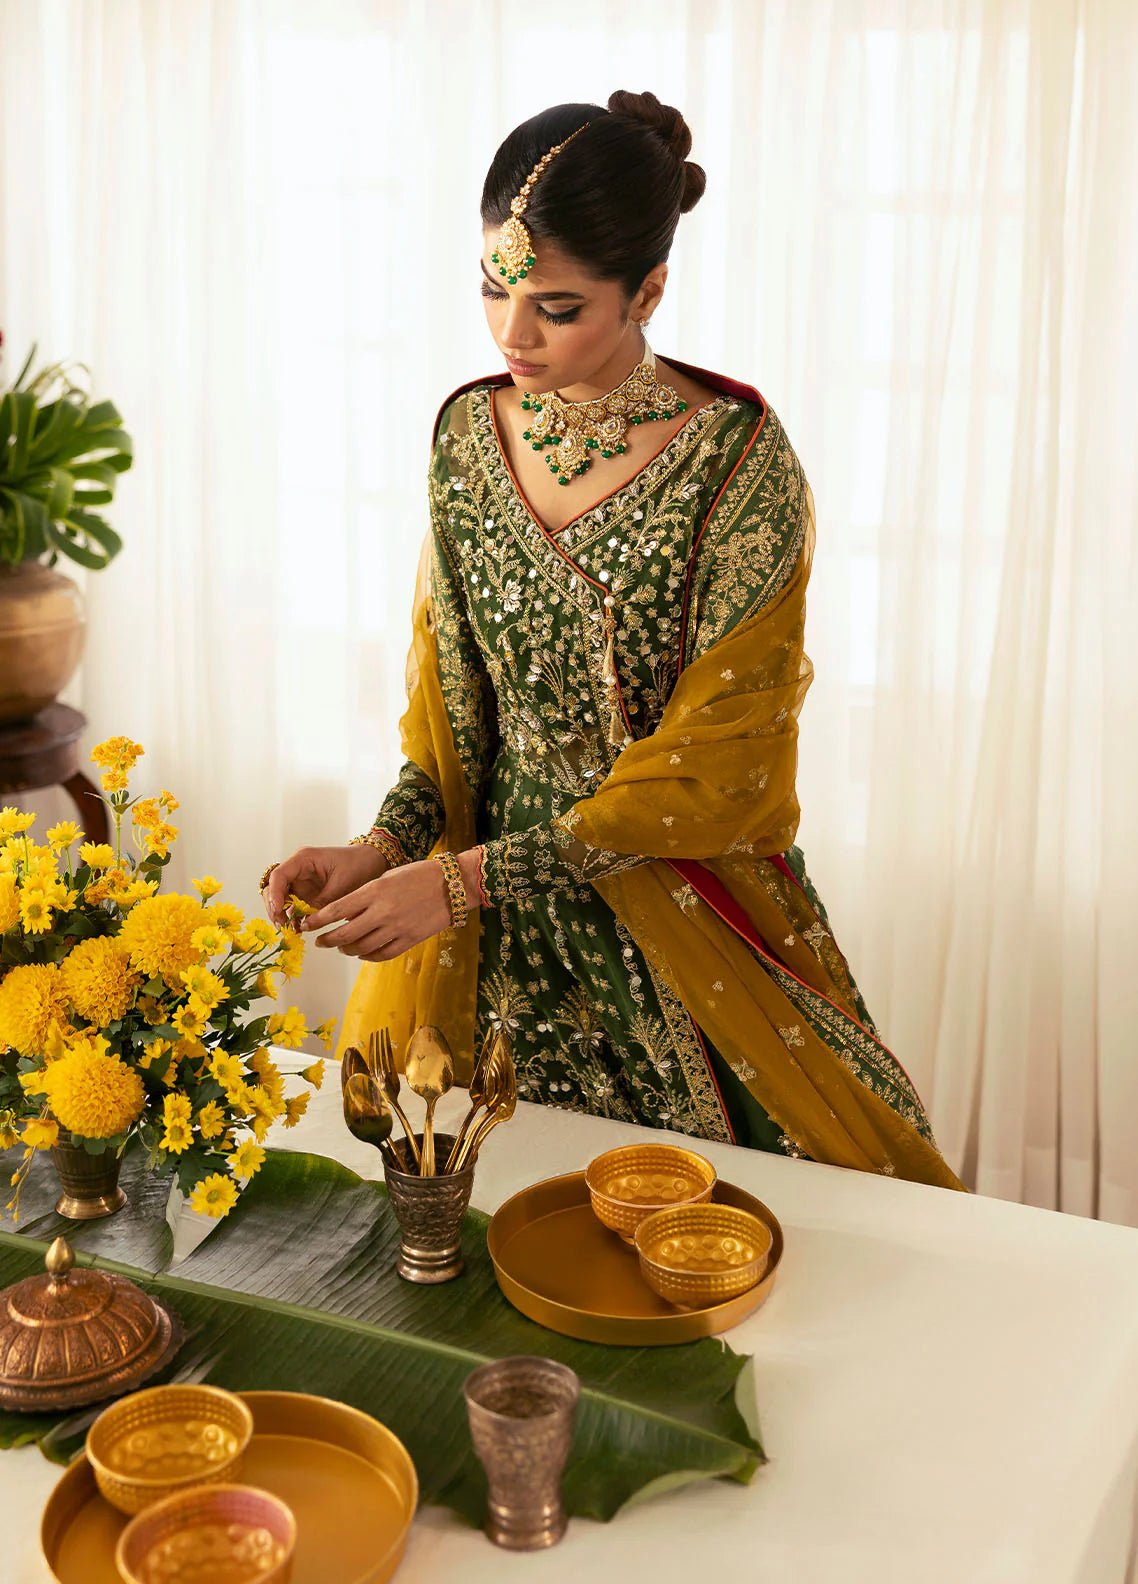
[349,828,406,869]
[431,850,469,930]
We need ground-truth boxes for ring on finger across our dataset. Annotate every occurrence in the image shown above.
[259,863,280,892]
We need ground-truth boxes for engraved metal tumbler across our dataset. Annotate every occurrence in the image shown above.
[464,1355,580,1549]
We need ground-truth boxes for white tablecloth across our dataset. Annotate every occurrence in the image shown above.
[7,1081,1138,1584]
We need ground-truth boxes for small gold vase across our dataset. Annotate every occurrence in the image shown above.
[51,1139,127,1220]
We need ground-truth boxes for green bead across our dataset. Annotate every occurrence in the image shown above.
[647,410,658,421]
[499,267,506,276]
[631,415,642,425]
[601,448,613,458]
[507,275,517,284]
[518,270,527,279]
[531,442,542,451]
[522,429,531,440]
[678,400,688,411]
[533,402,542,411]
[527,255,536,266]
[552,436,561,445]
[491,252,499,263]
[550,461,559,472]
[616,444,627,453]
[558,477,570,486]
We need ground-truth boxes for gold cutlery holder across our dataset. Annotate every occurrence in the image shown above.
[382,1133,474,1284]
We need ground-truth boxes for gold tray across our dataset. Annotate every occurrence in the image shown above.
[488,1171,783,1345]
[41,1390,418,1584]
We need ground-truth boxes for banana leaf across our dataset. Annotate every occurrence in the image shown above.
[0,1148,763,1524]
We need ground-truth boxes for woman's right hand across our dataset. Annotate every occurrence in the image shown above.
[262,845,387,929]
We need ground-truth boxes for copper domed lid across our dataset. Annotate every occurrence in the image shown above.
[0,1237,181,1412]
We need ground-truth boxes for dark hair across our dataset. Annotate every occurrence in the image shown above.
[480,90,706,299]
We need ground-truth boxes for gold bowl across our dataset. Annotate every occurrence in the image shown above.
[115,1482,296,1584]
[87,1383,254,1516]
[634,1203,773,1309]
[584,1144,716,1244]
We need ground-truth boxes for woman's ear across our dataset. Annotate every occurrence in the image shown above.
[631,262,669,324]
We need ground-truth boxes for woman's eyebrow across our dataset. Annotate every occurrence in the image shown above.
[480,259,586,301]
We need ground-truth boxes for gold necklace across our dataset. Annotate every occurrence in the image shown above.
[519,342,687,487]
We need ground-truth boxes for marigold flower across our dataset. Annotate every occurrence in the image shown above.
[283,1092,310,1129]
[38,1037,144,1139]
[302,1060,325,1090]
[46,821,82,849]
[59,938,141,1026]
[22,1117,59,1149]
[190,1172,238,1218]
[192,875,223,900]
[229,1139,266,1179]
[117,894,207,985]
[267,1007,307,1050]
[0,963,69,1055]
[78,842,115,870]
[197,1100,226,1140]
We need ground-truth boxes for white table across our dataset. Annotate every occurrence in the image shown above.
[8,1080,1138,1584]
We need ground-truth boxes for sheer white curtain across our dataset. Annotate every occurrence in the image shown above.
[1,0,1134,1218]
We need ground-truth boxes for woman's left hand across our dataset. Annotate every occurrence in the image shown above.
[299,852,479,961]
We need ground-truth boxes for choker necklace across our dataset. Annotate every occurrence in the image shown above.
[519,342,687,487]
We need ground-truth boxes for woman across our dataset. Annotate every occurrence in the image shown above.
[265,91,962,1190]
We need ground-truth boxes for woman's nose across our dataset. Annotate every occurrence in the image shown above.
[501,300,540,351]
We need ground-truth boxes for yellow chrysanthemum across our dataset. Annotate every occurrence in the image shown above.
[171,1003,208,1038]
[117,894,207,985]
[255,970,279,1001]
[114,878,159,909]
[0,964,69,1056]
[277,930,304,980]
[46,821,82,849]
[0,875,19,933]
[59,938,141,1027]
[234,919,277,953]
[78,842,116,870]
[197,1100,226,1140]
[38,1037,145,1139]
[283,1092,310,1129]
[161,1116,193,1153]
[247,1085,280,1142]
[138,1038,172,1072]
[224,1081,255,1113]
[302,1060,325,1090]
[208,902,245,934]
[191,924,229,957]
[267,1008,308,1050]
[192,875,223,901]
[0,808,36,838]
[180,966,228,1011]
[209,1051,242,1090]
[163,1092,192,1126]
[190,1172,238,1218]
[286,893,315,917]
[229,1139,265,1179]
[0,1110,19,1150]
[250,1054,284,1107]
[19,890,53,935]
[313,1019,336,1052]
[22,1117,59,1150]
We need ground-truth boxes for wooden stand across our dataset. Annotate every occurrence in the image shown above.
[0,704,109,844]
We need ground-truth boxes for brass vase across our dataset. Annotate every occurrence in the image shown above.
[0,562,86,726]
[51,1139,127,1220]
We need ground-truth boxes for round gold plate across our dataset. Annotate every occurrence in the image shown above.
[40,1390,418,1584]
[487,1172,783,1345]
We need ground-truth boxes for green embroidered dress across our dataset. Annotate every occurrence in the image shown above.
[370,376,935,1156]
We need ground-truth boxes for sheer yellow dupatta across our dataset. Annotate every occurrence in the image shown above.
[337,535,479,1080]
[565,503,963,1190]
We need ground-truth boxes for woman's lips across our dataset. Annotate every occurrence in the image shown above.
[505,355,545,378]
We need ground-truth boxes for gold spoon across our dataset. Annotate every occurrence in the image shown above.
[404,1025,454,1177]
[369,1028,421,1171]
[340,1045,370,1087]
[342,1071,398,1168]
[452,1041,511,1172]
[443,1028,499,1175]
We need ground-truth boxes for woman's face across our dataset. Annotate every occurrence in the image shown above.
[480,226,665,393]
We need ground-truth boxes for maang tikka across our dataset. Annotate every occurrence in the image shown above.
[491,124,589,283]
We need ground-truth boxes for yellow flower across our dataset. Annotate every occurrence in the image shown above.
[145,822,179,858]
[46,821,82,849]
[117,894,207,985]
[19,889,53,935]
[234,919,277,953]
[100,768,128,793]
[0,963,69,1055]
[163,1092,192,1125]
[286,893,315,917]
[22,1117,60,1149]
[130,797,161,830]
[0,875,19,932]
[38,1037,145,1139]
[161,1116,193,1153]
[208,902,245,934]
[90,736,143,775]
[255,970,279,1001]
[302,1060,325,1090]
[189,1172,239,1218]
[197,1100,226,1140]
[78,842,115,870]
[159,790,179,813]
[283,1092,310,1129]
[249,1050,285,1106]
[0,1112,19,1150]
[229,1139,265,1178]
[138,1038,172,1072]
[224,1081,255,1113]
[210,1051,243,1090]
[267,1008,308,1050]
[277,929,304,980]
[313,1019,336,1051]
[192,876,224,901]
[0,807,36,838]
[180,966,228,1012]
[247,1086,279,1141]
[191,923,229,957]
[172,1002,208,1038]
[59,938,141,1026]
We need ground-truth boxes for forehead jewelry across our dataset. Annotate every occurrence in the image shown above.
[491,124,589,283]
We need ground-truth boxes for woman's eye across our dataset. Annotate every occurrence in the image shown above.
[480,281,581,326]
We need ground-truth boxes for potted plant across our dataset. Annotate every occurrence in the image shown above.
[0,333,132,725]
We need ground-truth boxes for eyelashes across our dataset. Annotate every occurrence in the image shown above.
[480,281,582,325]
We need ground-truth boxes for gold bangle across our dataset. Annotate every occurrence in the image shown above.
[349,829,406,868]
[431,850,469,930]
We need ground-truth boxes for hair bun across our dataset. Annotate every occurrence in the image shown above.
[608,89,705,213]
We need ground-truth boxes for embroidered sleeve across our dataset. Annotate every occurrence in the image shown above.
[370,762,444,864]
[479,820,645,904]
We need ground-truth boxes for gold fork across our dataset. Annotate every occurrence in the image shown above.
[369,1027,422,1172]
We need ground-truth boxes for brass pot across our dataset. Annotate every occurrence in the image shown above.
[0,562,86,726]
[51,1139,127,1220]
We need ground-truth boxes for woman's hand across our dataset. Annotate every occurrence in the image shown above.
[262,844,387,929]
[300,850,482,962]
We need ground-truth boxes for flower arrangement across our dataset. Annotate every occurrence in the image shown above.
[0,736,332,1219]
